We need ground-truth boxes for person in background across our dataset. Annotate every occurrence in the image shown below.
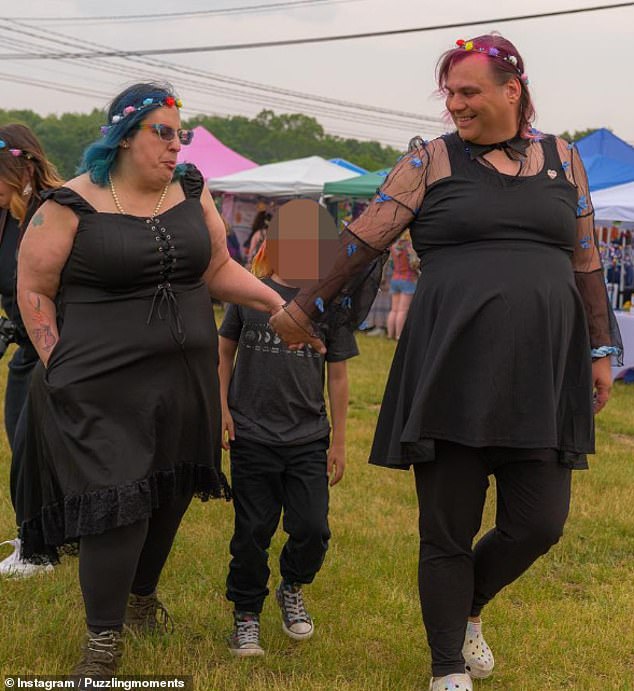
[361,260,392,337]
[386,230,419,340]
[219,201,357,657]
[0,124,62,578]
[244,209,271,270]
[270,34,621,691]
[222,216,243,265]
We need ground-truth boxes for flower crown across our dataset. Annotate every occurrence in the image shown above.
[0,139,33,159]
[455,39,529,84]
[100,95,183,135]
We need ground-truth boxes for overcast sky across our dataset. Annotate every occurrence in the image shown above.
[1,0,632,150]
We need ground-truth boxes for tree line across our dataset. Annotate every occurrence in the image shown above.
[0,107,402,180]
[0,106,601,181]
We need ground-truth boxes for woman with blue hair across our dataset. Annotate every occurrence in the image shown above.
[16,82,285,676]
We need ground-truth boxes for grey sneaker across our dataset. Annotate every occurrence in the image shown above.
[275,581,314,640]
[228,612,264,657]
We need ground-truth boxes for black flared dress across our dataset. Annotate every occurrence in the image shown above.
[19,165,228,561]
[290,133,622,471]
[371,135,592,468]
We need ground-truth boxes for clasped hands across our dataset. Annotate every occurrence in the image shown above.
[269,302,326,354]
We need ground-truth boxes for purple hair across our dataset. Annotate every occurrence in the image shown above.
[436,34,536,138]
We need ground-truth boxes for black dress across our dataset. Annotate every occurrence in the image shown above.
[370,134,593,469]
[19,165,228,561]
[289,133,622,471]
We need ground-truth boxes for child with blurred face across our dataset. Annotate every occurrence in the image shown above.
[218,200,356,656]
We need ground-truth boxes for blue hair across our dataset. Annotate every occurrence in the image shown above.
[78,82,184,186]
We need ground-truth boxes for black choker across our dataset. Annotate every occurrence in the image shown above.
[464,135,530,161]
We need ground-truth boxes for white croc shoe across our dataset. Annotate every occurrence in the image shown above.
[462,620,494,679]
[429,673,473,691]
[0,538,54,578]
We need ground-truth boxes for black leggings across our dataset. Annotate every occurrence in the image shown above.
[79,490,193,632]
[414,441,572,677]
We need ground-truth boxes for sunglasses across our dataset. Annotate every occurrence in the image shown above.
[136,123,194,145]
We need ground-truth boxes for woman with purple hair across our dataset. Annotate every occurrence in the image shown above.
[271,35,622,690]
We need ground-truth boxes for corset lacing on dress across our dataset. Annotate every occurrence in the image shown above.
[145,216,185,345]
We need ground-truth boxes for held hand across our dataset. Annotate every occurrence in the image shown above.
[269,305,326,354]
[327,445,345,486]
[592,356,612,414]
[221,408,235,450]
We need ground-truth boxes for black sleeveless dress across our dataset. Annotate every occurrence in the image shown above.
[369,134,593,470]
[19,165,228,561]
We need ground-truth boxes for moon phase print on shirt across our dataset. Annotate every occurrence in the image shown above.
[241,323,319,357]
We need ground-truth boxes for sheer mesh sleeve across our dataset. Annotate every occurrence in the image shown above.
[291,139,434,325]
[557,138,623,362]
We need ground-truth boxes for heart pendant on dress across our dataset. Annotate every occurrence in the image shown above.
[547,169,557,179]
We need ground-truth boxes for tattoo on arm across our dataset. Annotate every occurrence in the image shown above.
[28,294,57,352]
[31,211,44,227]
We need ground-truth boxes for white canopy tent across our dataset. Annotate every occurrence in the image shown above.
[592,181,634,227]
[207,155,359,197]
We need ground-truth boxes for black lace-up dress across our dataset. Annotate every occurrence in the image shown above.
[19,165,227,560]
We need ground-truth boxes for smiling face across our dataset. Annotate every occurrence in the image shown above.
[121,106,182,187]
[444,54,521,144]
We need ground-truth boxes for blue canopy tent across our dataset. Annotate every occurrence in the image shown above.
[574,130,634,312]
[575,129,634,191]
[329,158,368,175]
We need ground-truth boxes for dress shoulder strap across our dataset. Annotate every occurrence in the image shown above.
[539,134,562,171]
[441,132,467,171]
[41,187,98,216]
[179,164,205,199]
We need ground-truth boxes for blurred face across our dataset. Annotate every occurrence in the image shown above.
[122,106,182,186]
[266,200,339,288]
[0,177,15,209]
[444,54,520,144]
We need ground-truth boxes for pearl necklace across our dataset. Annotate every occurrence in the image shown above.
[108,173,170,218]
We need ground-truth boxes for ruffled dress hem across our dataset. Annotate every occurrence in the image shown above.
[20,462,230,563]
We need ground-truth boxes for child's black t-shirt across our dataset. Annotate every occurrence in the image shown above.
[219,277,359,445]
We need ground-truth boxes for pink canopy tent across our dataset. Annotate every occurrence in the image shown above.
[177,126,258,179]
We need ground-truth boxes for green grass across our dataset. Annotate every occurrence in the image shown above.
[1,333,633,690]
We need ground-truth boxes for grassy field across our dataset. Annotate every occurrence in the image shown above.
[0,331,633,690]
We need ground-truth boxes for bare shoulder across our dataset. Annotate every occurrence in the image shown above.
[29,198,78,234]
[26,177,90,237]
[64,172,94,194]
[20,196,79,274]
[64,172,111,210]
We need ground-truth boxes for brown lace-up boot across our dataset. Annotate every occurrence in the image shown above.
[73,629,123,680]
[125,591,174,634]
